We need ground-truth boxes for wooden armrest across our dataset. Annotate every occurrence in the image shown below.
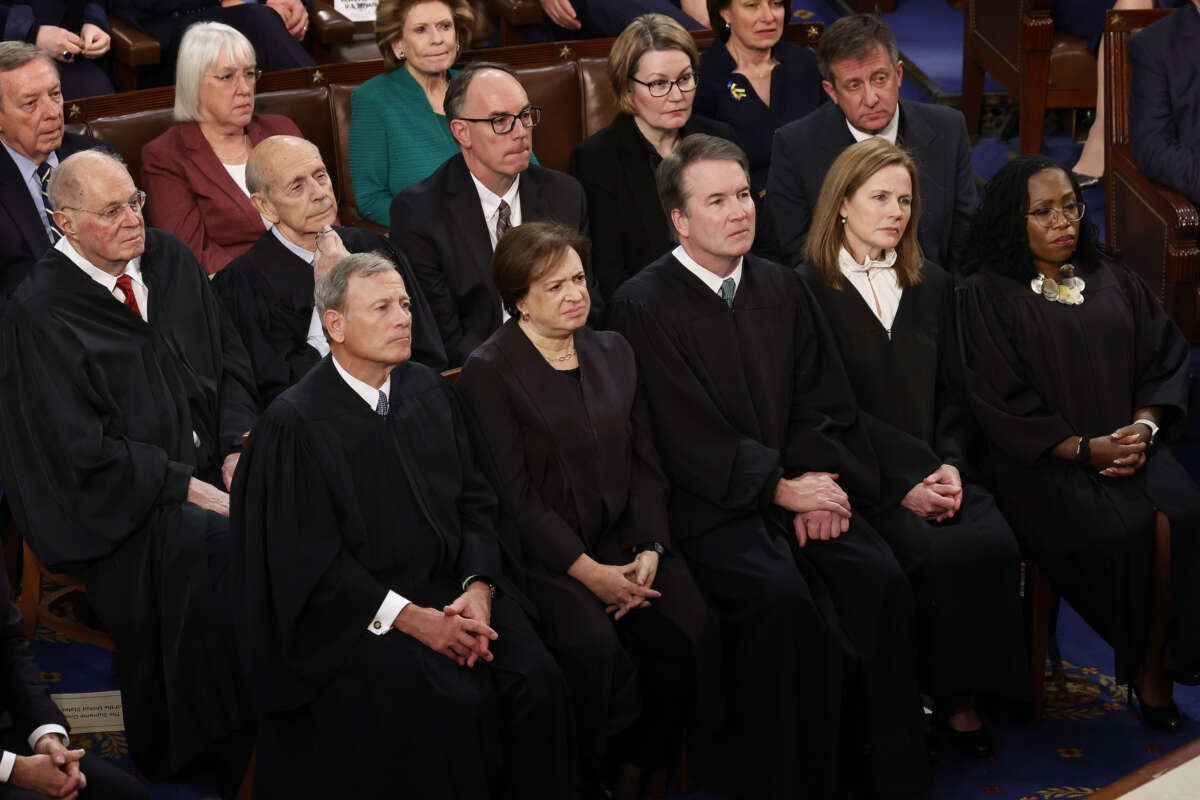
[109,15,160,67]
[1111,147,1200,237]
[311,1,356,45]
[481,0,543,27]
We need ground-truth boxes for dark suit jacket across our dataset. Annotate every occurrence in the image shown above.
[0,131,106,298]
[141,114,301,275]
[457,321,670,574]
[764,100,977,272]
[0,556,68,755]
[389,154,591,367]
[214,226,448,408]
[1130,4,1200,206]
[569,112,735,301]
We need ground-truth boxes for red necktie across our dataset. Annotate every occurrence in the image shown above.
[115,274,142,318]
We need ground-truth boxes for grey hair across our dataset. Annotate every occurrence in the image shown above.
[315,251,401,319]
[173,22,257,122]
[47,148,129,212]
[816,14,901,84]
[0,42,56,110]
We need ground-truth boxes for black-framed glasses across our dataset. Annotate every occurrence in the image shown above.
[630,71,698,97]
[61,190,147,225]
[1026,201,1085,228]
[209,67,262,86]
[456,105,542,134]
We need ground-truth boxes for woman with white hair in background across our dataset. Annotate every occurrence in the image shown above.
[141,21,302,274]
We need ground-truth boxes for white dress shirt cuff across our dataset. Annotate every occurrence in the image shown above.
[369,590,409,635]
[0,751,15,783]
[27,724,68,752]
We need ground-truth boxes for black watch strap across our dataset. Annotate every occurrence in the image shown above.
[634,542,665,556]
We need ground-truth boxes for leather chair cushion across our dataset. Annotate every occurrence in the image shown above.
[518,62,581,173]
[579,57,618,138]
[88,107,176,185]
[1047,34,1095,91]
[329,83,365,227]
[256,87,336,193]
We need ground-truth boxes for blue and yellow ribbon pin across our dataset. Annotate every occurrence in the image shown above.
[727,81,746,101]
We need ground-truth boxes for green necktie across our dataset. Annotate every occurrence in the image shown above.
[720,277,736,308]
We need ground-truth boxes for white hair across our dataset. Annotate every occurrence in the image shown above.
[172,22,257,123]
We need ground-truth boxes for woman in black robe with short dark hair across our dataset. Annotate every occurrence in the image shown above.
[457,222,722,800]
[958,154,1200,731]
[798,138,1025,756]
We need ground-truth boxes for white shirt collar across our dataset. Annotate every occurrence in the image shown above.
[846,105,900,145]
[673,244,743,296]
[469,172,520,228]
[55,235,144,292]
[331,353,391,412]
[838,245,898,274]
[270,225,315,264]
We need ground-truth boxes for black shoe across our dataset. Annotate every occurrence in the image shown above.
[948,724,995,759]
[1071,171,1101,190]
[1134,690,1185,733]
[1167,667,1200,686]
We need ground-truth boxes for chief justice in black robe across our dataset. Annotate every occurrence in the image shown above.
[958,156,1200,724]
[798,140,1025,749]
[232,252,576,798]
[0,152,256,785]
[606,135,928,799]
[213,135,446,409]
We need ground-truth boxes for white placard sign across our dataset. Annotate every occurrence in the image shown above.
[334,0,379,23]
[50,690,125,733]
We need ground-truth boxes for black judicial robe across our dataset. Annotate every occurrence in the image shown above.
[959,258,1200,680]
[800,261,1026,701]
[213,226,447,408]
[458,321,722,769]
[0,230,258,779]
[607,252,929,800]
[232,357,576,798]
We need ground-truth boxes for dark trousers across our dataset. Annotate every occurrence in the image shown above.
[0,750,148,800]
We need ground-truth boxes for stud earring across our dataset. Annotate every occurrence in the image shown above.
[840,216,846,224]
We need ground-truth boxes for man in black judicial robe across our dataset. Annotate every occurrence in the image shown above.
[0,150,256,791]
[214,135,446,408]
[231,251,576,799]
[606,135,929,800]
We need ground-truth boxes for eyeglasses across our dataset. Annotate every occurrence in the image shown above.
[62,190,147,225]
[630,71,698,97]
[456,105,542,134]
[1026,201,1085,228]
[209,67,262,86]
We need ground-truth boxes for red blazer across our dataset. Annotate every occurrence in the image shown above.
[141,114,301,275]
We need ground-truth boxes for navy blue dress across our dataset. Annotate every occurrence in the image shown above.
[695,40,824,194]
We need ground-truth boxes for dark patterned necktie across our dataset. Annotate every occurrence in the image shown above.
[720,277,736,308]
[35,161,61,242]
[115,274,142,318]
[376,389,388,417]
[496,199,512,243]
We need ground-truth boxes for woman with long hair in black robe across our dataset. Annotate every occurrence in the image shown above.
[957,154,1200,731]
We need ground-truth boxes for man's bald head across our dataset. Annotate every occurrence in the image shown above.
[247,135,337,247]
[47,148,130,211]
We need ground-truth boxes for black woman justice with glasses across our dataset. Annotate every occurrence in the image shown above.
[390,61,592,367]
[957,154,1200,734]
[142,21,302,275]
[569,13,735,301]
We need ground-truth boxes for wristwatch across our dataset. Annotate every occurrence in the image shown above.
[634,542,665,556]
[462,575,496,599]
[1135,417,1159,445]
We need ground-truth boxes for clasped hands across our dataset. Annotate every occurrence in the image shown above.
[1092,423,1151,477]
[901,464,962,523]
[568,551,661,621]
[774,472,852,547]
[396,581,498,668]
[36,23,109,62]
[10,733,86,799]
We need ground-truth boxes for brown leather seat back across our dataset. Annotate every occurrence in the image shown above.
[255,87,336,193]
[515,62,581,173]
[88,107,176,184]
[329,83,365,227]
[579,57,619,138]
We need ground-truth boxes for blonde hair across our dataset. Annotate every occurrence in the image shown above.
[376,0,474,71]
[607,14,699,116]
[805,137,924,290]
[173,22,256,123]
